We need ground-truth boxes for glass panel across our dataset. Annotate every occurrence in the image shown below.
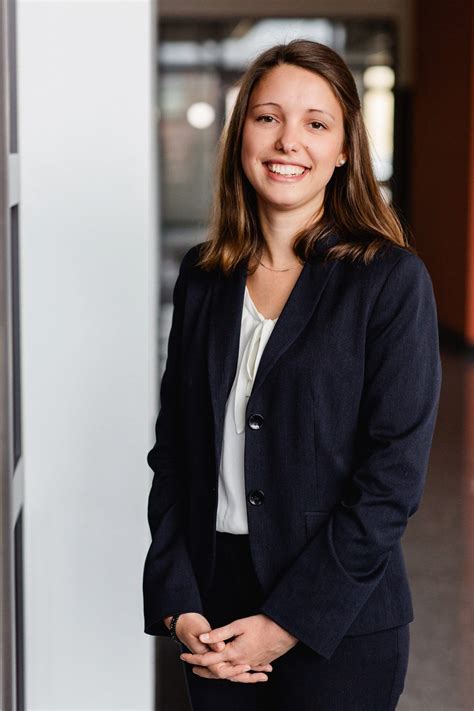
[14,511,25,711]
[11,204,22,470]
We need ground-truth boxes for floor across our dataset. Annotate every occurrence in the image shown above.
[157,345,474,710]
[397,347,474,711]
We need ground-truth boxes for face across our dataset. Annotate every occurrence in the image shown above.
[240,63,346,219]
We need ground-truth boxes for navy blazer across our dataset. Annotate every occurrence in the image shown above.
[142,231,442,661]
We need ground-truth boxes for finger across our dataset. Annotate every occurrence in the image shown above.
[210,641,226,652]
[186,637,224,654]
[209,662,252,680]
[181,651,226,666]
[209,661,272,677]
[229,672,269,683]
[192,666,219,680]
[192,664,250,680]
[189,642,212,653]
[189,641,224,653]
[199,622,239,645]
[251,664,273,672]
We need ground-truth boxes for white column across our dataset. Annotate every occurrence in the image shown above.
[17,1,158,708]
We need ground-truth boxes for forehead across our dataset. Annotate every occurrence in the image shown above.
[249,64,342,119]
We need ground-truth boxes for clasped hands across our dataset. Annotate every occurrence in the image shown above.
[175,612,298,683]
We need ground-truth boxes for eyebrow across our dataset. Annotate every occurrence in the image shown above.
[250,101,335,121]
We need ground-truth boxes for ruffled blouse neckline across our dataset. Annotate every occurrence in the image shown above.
[244,285,279,323]
[233,287,279,434]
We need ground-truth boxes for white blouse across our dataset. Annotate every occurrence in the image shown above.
[216,285,279,534]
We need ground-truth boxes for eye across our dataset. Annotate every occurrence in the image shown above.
[255,115,326,131]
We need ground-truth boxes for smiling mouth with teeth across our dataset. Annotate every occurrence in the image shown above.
[264,162,310,177]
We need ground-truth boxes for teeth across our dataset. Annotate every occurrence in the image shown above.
[267,162,306,176]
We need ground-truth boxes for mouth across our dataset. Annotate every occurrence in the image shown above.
[262,161,311,182]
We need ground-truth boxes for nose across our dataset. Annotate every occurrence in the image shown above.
[275,123,302,153]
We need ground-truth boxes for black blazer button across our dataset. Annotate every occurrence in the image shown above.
[248,413,264,430]
[248,489,265,506]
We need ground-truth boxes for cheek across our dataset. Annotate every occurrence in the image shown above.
[241,140,262,182]
[241,129,258,162]
[310,140,339,162]
[240,132,253,169]
[240,144,251,178]
[307,143,341,180]
[240,148,257,189]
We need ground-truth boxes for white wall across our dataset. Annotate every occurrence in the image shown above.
[17,1,158,708]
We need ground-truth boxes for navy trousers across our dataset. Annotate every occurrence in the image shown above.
[180,531,410,710]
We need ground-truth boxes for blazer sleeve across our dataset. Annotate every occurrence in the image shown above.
[142,247,204,638]
[258,252,442,660]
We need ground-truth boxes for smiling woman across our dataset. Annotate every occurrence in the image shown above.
[241,65,347,210]
[194,39,413,276]
[143,38,441,711]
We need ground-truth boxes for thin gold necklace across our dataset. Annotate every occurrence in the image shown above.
[258,259,299,273]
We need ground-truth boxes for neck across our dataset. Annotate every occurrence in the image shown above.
[256,201,323,269]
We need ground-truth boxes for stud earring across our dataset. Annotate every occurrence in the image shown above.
[338,158,346,166]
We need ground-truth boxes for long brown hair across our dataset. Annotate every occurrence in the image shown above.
[196,39,415,275]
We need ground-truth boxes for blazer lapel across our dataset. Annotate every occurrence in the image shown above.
[249,245,339,401]
[207,232,340,473]
[207,257,247,473]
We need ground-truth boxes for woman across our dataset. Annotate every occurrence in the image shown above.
[142,39,442,710]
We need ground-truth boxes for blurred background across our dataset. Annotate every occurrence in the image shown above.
[0,0,472,710]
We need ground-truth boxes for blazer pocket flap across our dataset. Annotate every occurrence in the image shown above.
[305,511,331,540]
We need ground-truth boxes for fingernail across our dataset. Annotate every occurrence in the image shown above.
[200,633,209,641]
